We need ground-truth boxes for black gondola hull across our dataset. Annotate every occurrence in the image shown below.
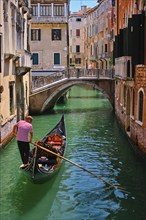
[21,115,66,184]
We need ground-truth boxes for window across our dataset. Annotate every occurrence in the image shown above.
[76,18,81,22]
[105,44,107,52]
[76,45,80,53]
[54,5,64,16]
[31,29,41,41]
[138,90,144,122]
[54,53,60,64]
[76,29,80,37]
[32,53,39,65]
[52,29,61,40]
[132,89,135,116]
[90,45,92,55]
[9,82,14,115]
[70,58,72,64]
[40,5,51,16]
[75,58,81,64]
[123,85,126,107]
[112,0,115,6]
[32,5,38,16]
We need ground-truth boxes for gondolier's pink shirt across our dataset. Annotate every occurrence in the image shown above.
[16,120,33,142]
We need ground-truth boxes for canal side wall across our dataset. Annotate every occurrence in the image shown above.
[0,116,16,148]
[115,65,146,157]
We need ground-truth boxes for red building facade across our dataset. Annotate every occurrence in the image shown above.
[114,0,146,155]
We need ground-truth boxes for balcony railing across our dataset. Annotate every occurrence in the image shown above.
[32,16,68,23]
[31,0,68,3]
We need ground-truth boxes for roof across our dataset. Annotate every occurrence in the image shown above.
[70,7,92,16]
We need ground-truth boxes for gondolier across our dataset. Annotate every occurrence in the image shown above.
[13,115,33,168]
[20,114,66,184]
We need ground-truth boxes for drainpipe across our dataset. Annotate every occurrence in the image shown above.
[117,0,119,35]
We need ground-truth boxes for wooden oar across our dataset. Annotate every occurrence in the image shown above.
[31,142,125,190]
[32,146,38,178]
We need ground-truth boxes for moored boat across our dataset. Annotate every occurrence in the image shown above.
[21,115,66,183]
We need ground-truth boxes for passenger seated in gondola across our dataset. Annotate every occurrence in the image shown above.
[33,141,59,166]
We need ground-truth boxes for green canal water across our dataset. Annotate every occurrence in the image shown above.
[0,85,146,220]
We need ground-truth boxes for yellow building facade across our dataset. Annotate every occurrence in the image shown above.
[0,0,32,146]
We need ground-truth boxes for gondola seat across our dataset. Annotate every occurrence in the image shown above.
[37,157,57,165]
[47,134,63,146]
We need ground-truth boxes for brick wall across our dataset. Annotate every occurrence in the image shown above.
[135,66,146,127]
[130,65,146,153]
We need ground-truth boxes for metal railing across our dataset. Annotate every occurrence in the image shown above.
[31,68,115,90]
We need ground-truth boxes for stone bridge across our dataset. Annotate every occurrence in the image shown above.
[29,69,115,114]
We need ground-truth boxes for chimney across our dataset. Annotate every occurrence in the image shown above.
[81,5,87,11]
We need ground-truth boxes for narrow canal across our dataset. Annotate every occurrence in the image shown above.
[0,85,146,220]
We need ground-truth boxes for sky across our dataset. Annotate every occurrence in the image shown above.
[70,0,97,13]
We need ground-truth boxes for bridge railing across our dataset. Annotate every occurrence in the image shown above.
[31,68,115,90]
[64,68,114,78]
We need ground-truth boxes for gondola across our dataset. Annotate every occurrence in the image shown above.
[21,115,66,183]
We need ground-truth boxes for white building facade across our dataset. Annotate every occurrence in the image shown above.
[31,0,70,73]
[68,6,87,69]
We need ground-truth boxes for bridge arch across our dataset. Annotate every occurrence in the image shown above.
[30,79,115,114]
[41,81,112,112]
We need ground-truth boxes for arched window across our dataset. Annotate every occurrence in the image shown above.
[123,85,126,107]
[132,89,135,116]
[138,90,144,122]
[126,89,130,115]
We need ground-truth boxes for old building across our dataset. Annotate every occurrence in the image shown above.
[68,6,90,69]
[84,5,98,69]
[30,0,70,73]
[114,0,146,154]
[85,0,113,71]
[0,0,32,146]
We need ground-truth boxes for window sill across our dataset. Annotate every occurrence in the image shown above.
[135,120,143,126]
[130,115,134,120]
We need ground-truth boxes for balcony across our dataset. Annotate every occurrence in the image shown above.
[16,50,32,76]
[31,0,68,3]
[22,6,28,14]
[27,8,32,20]
[18,0,29,7]
[18,0,23,7]
[115,56,132,79]
[90,56,97,61]
[4,52,15,60]
[32,16,68,24]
